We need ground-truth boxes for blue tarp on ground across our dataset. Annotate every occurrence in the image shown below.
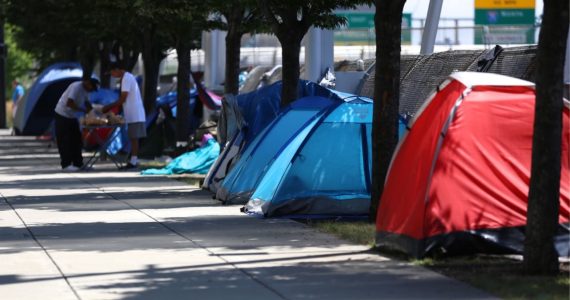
[141,138,220,175]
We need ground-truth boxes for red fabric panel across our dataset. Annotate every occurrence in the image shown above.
[376,80,467,239]
[426,86,570,236]
[82,107,121,147]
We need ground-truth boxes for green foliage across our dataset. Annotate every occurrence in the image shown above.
[259,0,372,37]
[4,23,35,95]
[258,0,372,106]
[210,0,268,35]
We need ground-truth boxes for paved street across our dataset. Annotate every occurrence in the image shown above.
[0,129,495,299]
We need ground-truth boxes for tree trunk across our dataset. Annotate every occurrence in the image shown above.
[99,42,112,88]
[370,0,406,221]
[79,46,97,79]
[141,50,159,114]
[277,35,301,107]
[141,29,164,115]
[224,8,244,95]
[224,31,242,95]
[124,47,140,72]
[176,41,192,144]
[524,0,569,275]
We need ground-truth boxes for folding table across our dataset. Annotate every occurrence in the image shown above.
[82,124,125,170]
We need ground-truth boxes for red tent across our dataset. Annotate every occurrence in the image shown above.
[376,72,570,258]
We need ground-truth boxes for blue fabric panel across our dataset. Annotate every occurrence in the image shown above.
[89,89,119,106]
[365,124,373,185]
[222,109,321,198]
[16,62,83,135]
[157,89,198,119]
[235,80,351,147]
[236,83,282,145]
[250,117,320,204]
[24,62,82,122]
[290,96,335,110]
[272,123,368,204]
[324,103,372,123]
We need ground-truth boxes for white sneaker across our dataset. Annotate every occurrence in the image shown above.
[62,165,80,172]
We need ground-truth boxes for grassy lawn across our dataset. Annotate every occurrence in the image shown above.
[305,219,570,300]
[307,219,376,247]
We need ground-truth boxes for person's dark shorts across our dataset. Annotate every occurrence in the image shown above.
[127,122,147,139]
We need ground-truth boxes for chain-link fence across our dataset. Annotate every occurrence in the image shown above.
[357,45,537,117]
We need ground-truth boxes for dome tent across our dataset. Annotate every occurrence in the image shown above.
[14,62,83,135]
[216,96,341,205]
[376,72,570,258]
[242,96,374,218]
[203,80,350,195]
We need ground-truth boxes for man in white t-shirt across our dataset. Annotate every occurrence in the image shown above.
[102,62,147,169]
[54,77,99,171]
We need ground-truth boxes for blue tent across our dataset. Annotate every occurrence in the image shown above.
[216,96,338,204]
[240,96,375,217]
[203,80,350,194]
[139,89,202,158]
[14,62,83,135]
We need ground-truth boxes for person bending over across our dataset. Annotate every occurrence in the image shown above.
[54,77,99,171]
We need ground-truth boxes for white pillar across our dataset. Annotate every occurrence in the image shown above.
[420,0,444,55]
[304,27,334,82]
[203,30,226,90]
[321,29,334,75]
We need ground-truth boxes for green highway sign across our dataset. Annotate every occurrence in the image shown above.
[334,12,412,45]
[474,0,535,44]
[475,9,534,25]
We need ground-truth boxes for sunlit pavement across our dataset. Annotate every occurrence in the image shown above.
[0,129,495,300]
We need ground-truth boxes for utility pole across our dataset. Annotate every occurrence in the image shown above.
[0,19,6,129]
[420,0,443,55]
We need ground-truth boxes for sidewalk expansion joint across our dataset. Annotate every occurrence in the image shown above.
[0,192,82,300]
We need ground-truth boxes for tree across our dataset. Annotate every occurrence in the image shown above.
[3,24,34,93]
[92,0,142,88]
[212,1,266,95]
[6,1,76,68]
[524,0,569,275]
[155,1,206,144]
[127,0,172,115]
[369,0,406,221]
[4,0,133,80]
[259,0,365,106]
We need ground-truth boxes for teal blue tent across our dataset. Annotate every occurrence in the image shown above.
[241,96,373,217]
[216,96,337,205]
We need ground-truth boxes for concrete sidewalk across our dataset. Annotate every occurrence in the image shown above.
[0,129,495,300]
